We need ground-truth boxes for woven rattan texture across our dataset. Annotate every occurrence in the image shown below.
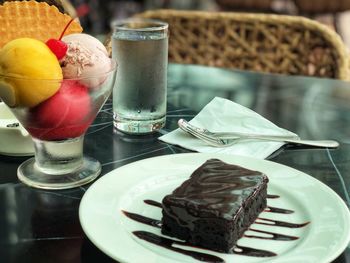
[137,10,349,79]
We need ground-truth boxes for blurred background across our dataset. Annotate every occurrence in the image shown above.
[3,0,347,48]
[64,0,350,49]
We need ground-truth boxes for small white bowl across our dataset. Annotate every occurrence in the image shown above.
[0,102,34,156]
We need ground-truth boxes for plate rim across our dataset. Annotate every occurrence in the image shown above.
[79,152,350,263]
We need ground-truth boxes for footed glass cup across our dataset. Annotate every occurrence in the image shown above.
[0,61,117,190]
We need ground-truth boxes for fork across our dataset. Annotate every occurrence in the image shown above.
[178,119,300,140]
[178,119,340,148]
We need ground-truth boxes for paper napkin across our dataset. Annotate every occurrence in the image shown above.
[159,97,297,159]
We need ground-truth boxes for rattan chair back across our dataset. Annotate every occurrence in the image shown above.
[135,10,349,79]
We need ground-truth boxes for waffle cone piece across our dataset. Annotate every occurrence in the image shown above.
[0,0,83,48]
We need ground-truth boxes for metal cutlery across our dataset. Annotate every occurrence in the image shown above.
[178,119,300,140]
[178,119,339,148]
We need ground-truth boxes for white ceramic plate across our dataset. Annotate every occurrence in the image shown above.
[79,153,350,263]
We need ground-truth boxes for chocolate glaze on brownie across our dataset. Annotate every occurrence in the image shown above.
[161,158,269,253]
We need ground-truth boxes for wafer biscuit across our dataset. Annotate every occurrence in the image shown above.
[0,0,83,48]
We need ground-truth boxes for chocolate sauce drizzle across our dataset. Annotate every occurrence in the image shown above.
[266,206,294,214]
[144,199,162,208]
[133,230,277,261]
[245,228,298,241]
[124,196,309,261]
[133,231,224,262]
[233,245,277,257]
[256,217,310,228]
[123,211,161,228]
[267,194,280,199]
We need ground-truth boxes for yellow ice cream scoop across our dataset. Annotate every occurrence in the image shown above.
[0,38,62,107]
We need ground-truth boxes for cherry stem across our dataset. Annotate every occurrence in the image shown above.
[59,18,74,40]
[58,4,90,40]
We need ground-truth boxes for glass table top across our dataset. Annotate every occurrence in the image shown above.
[0,63,349,262]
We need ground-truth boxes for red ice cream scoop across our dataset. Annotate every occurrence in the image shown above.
[28,80,92,140]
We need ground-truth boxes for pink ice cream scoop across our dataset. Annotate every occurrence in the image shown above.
[61,33,111,86]
[28,80,92,140]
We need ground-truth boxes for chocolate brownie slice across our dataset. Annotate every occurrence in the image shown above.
[161,158,268,253]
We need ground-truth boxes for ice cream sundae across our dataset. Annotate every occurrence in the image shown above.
[0,0,116,189]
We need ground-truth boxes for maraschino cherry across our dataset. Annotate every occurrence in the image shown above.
[46,4,90,60]
[45,19,75,60]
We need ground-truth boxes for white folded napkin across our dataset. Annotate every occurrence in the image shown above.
[159,97,297,159]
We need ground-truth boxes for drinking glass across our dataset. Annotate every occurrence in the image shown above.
[0,61,117,190]
[112,19,168,134]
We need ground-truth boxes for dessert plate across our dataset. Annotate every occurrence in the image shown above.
[79,153,350,263]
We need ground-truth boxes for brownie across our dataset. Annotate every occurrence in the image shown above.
[161,158,268,253]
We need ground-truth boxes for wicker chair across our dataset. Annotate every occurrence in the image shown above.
[130,10,349,80]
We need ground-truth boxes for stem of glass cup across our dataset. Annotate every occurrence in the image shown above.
[32,135,85,175]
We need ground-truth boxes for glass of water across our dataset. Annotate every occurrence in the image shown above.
[112,19,169,134]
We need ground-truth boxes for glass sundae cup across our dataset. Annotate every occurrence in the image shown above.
[0,61,117,190]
